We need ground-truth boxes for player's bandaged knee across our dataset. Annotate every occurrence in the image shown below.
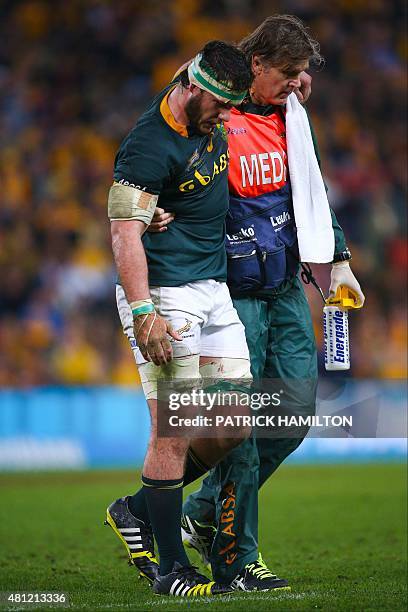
[108,182,158,223]
[199,358,251,379]
[199,358,252,395]
[138,355,200,400]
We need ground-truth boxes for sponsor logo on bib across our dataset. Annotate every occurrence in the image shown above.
[270,210,291,227]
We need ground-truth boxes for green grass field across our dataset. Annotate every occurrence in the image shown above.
[0,465,406,611]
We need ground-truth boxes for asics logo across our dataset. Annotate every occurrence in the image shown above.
[227,127,247,135]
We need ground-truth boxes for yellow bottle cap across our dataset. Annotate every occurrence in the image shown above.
[325,285,363,310]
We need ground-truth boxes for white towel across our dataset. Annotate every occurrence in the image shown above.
[285,93,335,263]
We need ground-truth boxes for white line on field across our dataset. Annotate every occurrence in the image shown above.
[144,591,311,606]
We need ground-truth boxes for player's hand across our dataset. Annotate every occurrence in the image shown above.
[147,207,175,233]
[329,262,365,307]
[133,312,182,365]
[295,71,312,104]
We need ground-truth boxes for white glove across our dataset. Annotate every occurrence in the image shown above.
[329,261,365,307]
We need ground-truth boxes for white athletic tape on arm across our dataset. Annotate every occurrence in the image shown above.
[108,182,158,223]
[145,311,158,345]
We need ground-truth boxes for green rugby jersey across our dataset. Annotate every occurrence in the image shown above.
[113,83,230,286]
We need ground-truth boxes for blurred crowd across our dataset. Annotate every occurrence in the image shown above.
[0,0,406,386]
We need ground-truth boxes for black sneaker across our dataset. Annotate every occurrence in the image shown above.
[153,561,232,597]
[105,496,159,583]
[181,514,215,568]
[230,554,290,592]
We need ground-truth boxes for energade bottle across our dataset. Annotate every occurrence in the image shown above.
[323,286,363,371]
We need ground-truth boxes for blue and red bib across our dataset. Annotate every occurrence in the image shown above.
[225,107,299,293]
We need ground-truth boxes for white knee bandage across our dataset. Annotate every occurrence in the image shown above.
[138,355,200,400]
[199,357,252,380]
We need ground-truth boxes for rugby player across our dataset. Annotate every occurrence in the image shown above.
[153,16,365,591]
[105,41,256,597]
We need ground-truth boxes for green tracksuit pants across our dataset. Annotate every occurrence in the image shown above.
[183,276,318,583]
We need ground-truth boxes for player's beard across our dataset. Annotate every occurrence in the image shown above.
[185,94,211,135]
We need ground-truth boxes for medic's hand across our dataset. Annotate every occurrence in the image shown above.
[329,262,365,307]
[295,71,312,104]
[147,207,175,233]
[133,312,182,365]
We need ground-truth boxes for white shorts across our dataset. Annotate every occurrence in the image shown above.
[116,280,249,365]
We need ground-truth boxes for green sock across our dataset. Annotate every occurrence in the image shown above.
[128,449,209,524]
[142,475,190,575]
[184,448,210,484]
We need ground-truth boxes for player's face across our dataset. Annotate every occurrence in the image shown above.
[251,59,309,106]
[186,88,233,134]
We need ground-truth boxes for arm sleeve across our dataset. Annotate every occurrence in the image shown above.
[306,110,348,256]
[330,207,347,254]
